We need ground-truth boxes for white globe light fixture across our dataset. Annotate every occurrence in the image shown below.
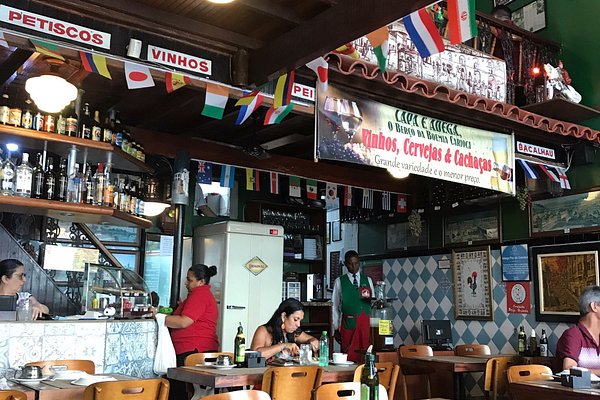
[207,0,234,3]
[142,201,170,217]
[388,167,410,179]
[25,74,77,113]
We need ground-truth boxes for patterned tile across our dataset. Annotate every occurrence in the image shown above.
[8,336,43,367]
[44,322,75,336]
[8,323,44,337]
[105,334,121,366]
[42,336,76,360]
[75,335,105,368]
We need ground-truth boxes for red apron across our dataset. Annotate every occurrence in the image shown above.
[340,311,370,363]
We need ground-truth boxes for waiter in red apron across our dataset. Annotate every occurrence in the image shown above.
[332,250,374,362]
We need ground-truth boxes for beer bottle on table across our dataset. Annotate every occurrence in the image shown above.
[517,326,526,355]
[360,346,378,400]
[540,329,548,357]
[43,158,56,200]
[234,322,246,365]
[32,153,45,199]
[318,331,329,366]
[529,329,538,356]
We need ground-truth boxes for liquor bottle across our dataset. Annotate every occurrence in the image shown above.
[119,177,129,212]
[360,347,378,400]
[91,110,102,141]
[84,163,94,205]
[0,153,16,195]
[113,112,123,147]
[66,163,82,203]
[0,94,10,124]
[21,107,33,129]
[79,103,92,140]
[65,104,78,137]
[529,329,538,356]
[56,114,66,135]
[517,326,526,356]
[121,128,130,153]
[102,115,113,143]
[318,331,329,366]
[8,100,22,127]
[539,329,548,357]
[370,281,394,351]
[43,114,55,133]
[14,152,33,197]
[103,163,113,207]
[56,158,68,201]
[112,178,121,210]
[234,322,246,365]
[32,111,43,131]
[32,153,45,199]
[44,158,56,200]
[94,162,105,206]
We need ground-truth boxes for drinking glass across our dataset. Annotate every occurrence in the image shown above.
[299,344,312,365]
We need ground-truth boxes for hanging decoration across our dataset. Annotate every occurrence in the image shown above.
[381,192,391,211]
[397,194,408,214]
[30,39,64,60]
[344,186,353,207]
[165,71,191,93]
[366,26,389,72]
[269,172,280,194]
[447,0,477,44]
[246,168,261,191]
[326,183,337,205]
[264,103,294,125]
[79,51,112,79]
[306,179,318,200]
[220,165,235,188]
[334,43,360,59]
[289,176,301,197]
[306,57,328,92]
[202,82,229,119]
[402,8,445,58]
[124,61,155,89]
[235,90,264,125]
[362,189,373,209]
[196,161,213,184]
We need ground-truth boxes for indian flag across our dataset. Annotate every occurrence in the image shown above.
[366,26,389,72]
[447,0,477,44]
[202,83,229,119]
[264,103,294,125]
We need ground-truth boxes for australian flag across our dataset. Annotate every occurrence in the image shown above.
[196,161,213,184]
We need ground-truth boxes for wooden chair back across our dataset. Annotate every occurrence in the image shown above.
[184,352,235,366]
[507,365,553,384]
[26,359,96,375]
[454,344,491,356]
[83,378,170,400]
[484,356,521,400]
[202,390,272,400]
[262,366,323,400]
[0,390,27,400]
[314,382,388,400]
[353,362,399,400]
[398,345,434,400]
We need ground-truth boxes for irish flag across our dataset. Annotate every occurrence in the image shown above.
[447,0,477,44]
[264,103,294,125]
[366,26,389,72]
[202,83,229,120]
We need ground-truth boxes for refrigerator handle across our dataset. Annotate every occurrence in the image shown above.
[226,305,247,310]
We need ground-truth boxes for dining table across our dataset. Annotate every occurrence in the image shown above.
[510,379,600,399]
[398,355,488,400]
[167,363,358,389]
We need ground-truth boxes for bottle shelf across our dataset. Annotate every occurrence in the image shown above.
[0,125,152,173]
[0,195,152,228]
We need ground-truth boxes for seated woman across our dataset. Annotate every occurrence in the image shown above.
[556,285,600,374]
[0,259,49,320]
[251,298,319,359]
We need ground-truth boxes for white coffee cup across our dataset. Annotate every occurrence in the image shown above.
[332,353,348,363]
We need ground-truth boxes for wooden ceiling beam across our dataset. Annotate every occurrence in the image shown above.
[248,0,432,84]
[237,0,305,25]
[0,49,33,87]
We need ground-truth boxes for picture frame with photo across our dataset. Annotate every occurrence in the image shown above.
[452,246,494,320]
[444,209,500,247]
[531,242,600,322]
[332,220,342,242]
[386,220,429,251]
[531,190,600,237]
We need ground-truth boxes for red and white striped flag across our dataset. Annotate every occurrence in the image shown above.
[344,186,353,207]
[270,172,279,194]
[397,194,407,213]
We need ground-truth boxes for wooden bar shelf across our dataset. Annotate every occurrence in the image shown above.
[0,195,152,228]
[0,124,153,173]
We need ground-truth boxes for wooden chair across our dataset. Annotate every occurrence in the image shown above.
[314,382,388,400]
[506,364,553,384]
[184,352,235,366]
[353,362,400,400]
[398,345,434,400]
[454,344,491,356]
[83,378,169,400]
[26,359,96,375]
[262,365,323,400]
[483,356,521,400]
[0,390,27,400]
[202,390,272,400]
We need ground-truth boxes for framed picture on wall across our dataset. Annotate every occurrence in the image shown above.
[493,0,515,6]
[452,246,494,321]
[512,0,546,33]
[444,209,500,247]
[531,242,600,322]
[386,220,428,251]
[332,221,342,242]
[531,191,600,237]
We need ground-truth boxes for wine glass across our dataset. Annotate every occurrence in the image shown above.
[339,99,363,141]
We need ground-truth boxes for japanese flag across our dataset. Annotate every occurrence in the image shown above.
[124,62,155,89]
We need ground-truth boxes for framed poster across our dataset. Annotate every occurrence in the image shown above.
[501,244,530,281]
[512,0,546,33]
[452,247,494,320]
[386,220,428,251]
[444,209,500,247]
[531,242,600,322]
[531,191,600,237]
[332,221,342,242]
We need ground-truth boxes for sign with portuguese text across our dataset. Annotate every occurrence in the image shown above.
[316,84,515,195]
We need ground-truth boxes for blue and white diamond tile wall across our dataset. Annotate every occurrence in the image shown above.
[384,250,572,396]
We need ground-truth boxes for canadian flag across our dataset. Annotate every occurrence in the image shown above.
[124,62,155,89]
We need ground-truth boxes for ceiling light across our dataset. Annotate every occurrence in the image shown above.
[207,0,234,3]
[6,143,18,152]
[142,201,170,217]
[25,75,77,113]
[388,168,410,179]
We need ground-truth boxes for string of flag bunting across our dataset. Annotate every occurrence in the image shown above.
[517,159,571,190]
[195,160,409,214]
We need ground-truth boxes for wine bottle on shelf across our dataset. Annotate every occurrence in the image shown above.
[234,322,246,365]
[21,107,33,129]
[84,163,94,205]
[92,110,102,141]
[56,114,66,135]
[103,163,113,207]
[56,158,68,202]
[0,94,10,124]
[102,115,113,143]
[65,103,78,137]
[0,153,16,196]
[79,103,92,140]
[15,152,33,198]
[43,114,55,133]
[32,153,45,199]
[113,112,123,147]
[43,158,56,200]
[32,111,43,131]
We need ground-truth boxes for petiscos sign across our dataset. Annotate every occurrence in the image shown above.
[316,84,515,195]
[0,5,111,49]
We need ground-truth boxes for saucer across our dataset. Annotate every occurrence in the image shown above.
[331,361,355,366]
[71,376,117,386]
[212,364,235,370]
[51,370,86,380]
[14,377,47,383]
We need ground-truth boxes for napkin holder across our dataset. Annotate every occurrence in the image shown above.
[561,368,591,389]
[242,351,266,368]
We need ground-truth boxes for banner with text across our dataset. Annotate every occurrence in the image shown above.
[316,84,515,195]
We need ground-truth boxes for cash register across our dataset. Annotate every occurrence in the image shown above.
[0,295,16,321]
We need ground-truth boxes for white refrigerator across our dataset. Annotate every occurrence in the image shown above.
[193,221,283,352]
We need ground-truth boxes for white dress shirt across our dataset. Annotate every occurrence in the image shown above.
[331,271,375,330]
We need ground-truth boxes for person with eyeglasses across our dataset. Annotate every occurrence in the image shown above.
[0,258,49,320]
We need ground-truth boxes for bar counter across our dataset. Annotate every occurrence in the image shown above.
[0,319,157,379]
